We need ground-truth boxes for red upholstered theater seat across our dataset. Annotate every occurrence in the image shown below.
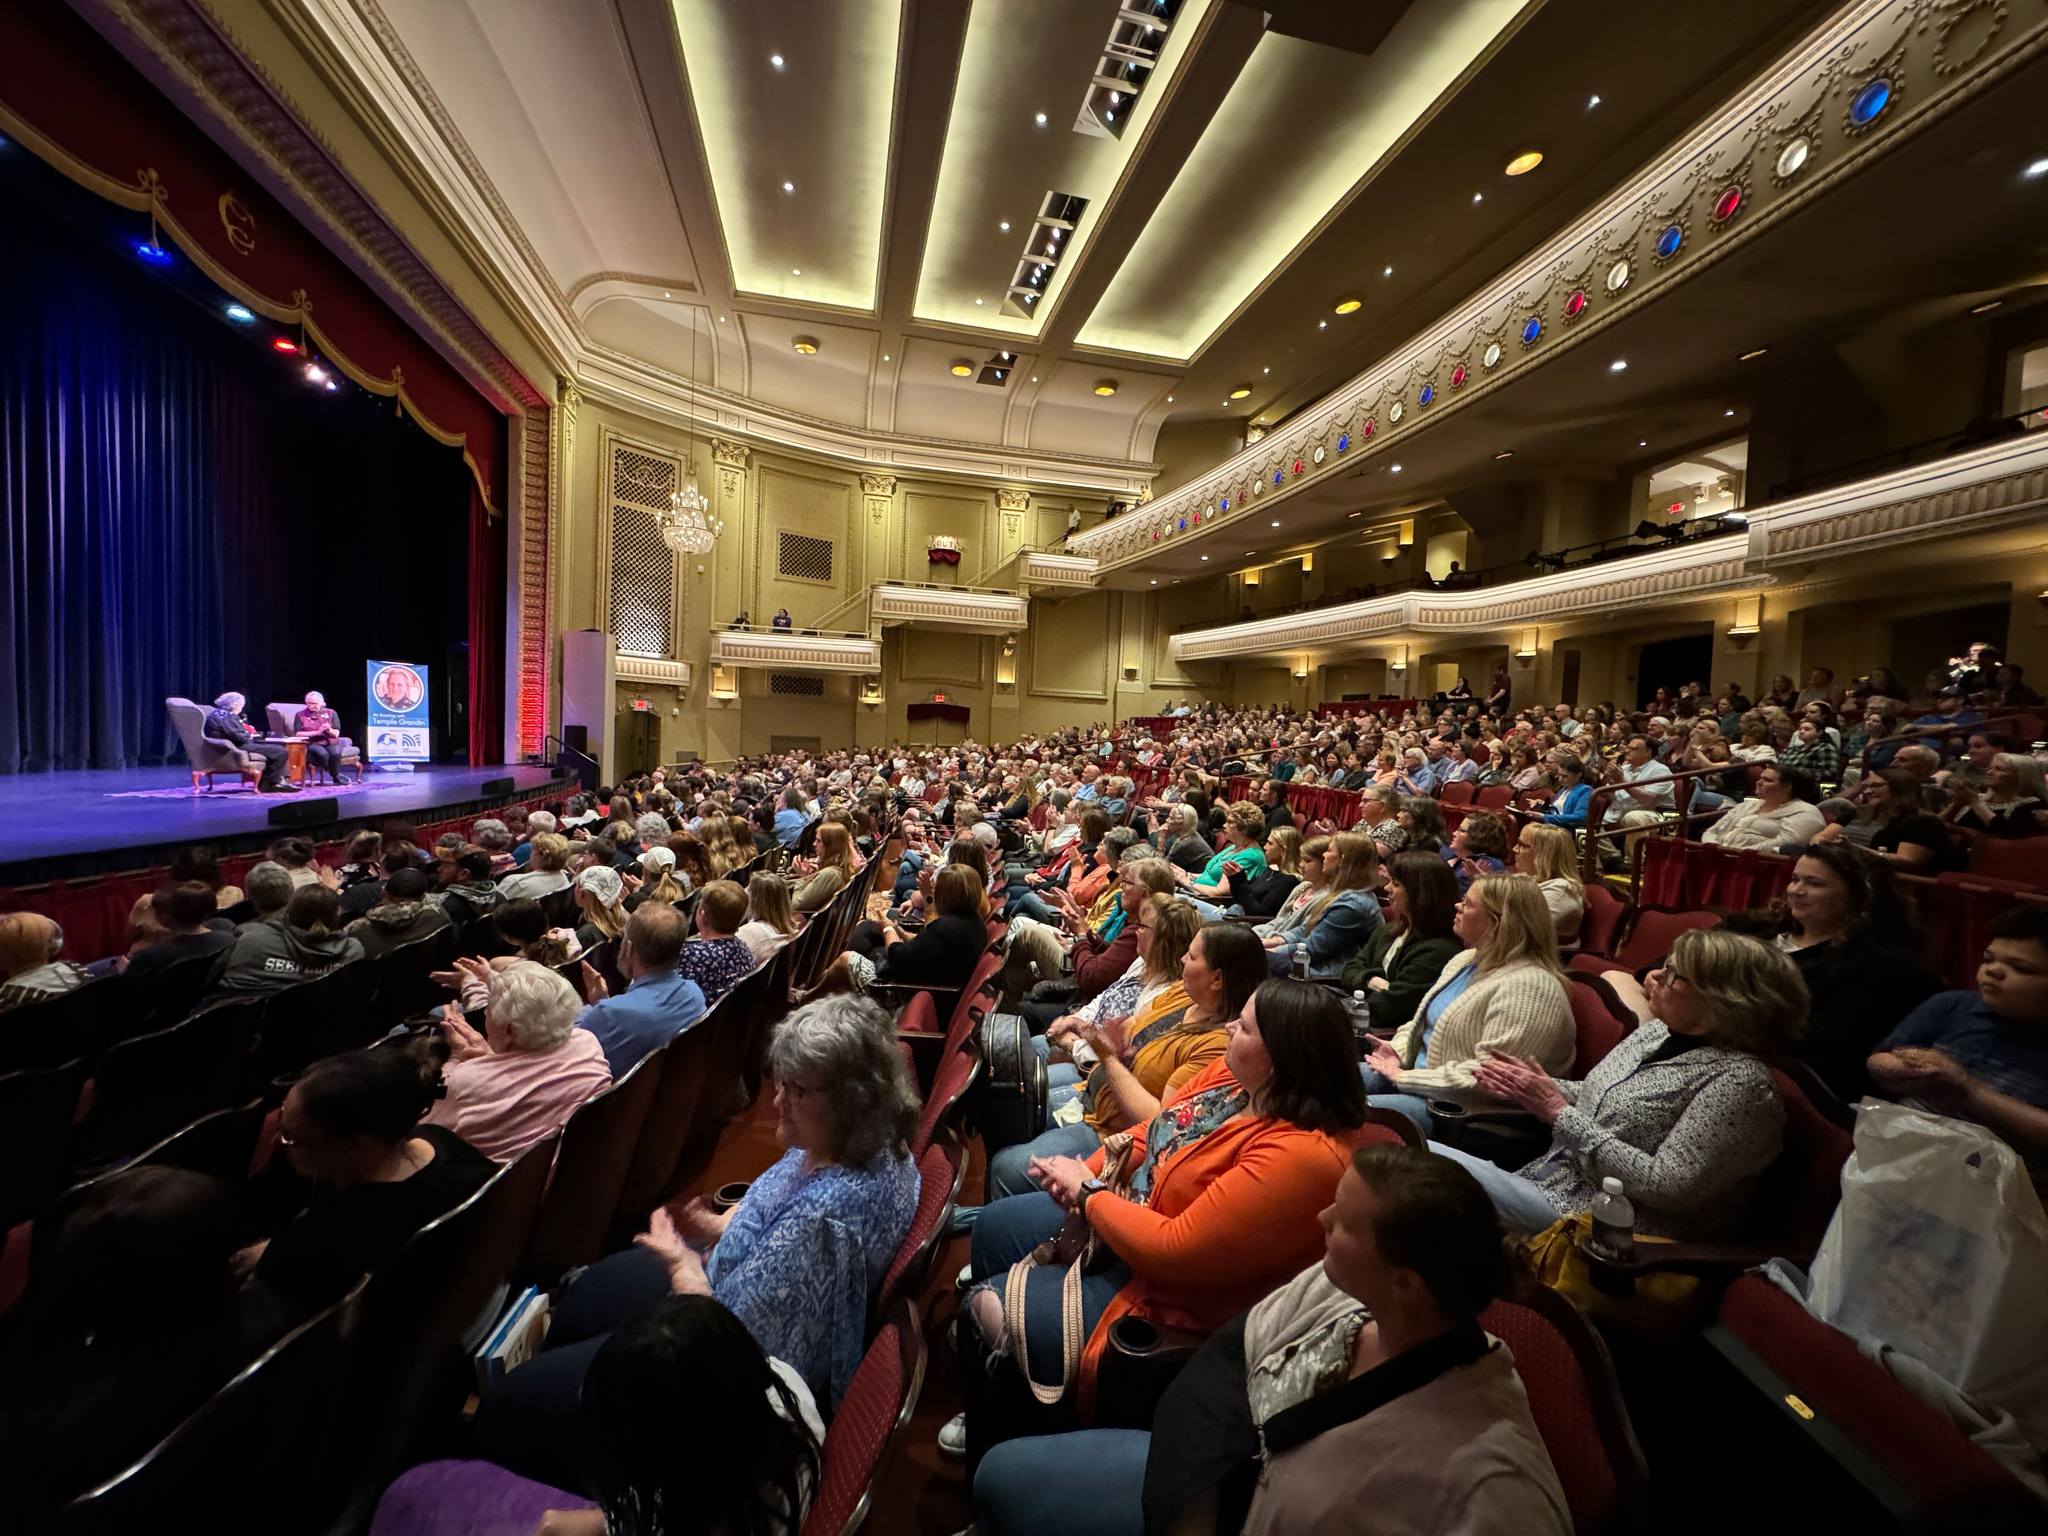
[1577,882,1630,958]
[1612,907,1719,973]
[801,1300,927,1536]
[874,1139,963,1320]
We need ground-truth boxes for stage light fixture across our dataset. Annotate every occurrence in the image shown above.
[271,337,300,354]
[1587,93,1602,109]
[1093,380,1118,396]
[303,362,329,385]
[134,241,172,265]
[224,304,255,323]
[1382,266,1393,277]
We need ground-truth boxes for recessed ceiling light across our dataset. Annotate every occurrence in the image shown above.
[1270,520,1281,527]
[1149,579,1157,585]
[974,297,984,306]
[718,315,726,323]
[1093,379,1118,397]
[1389,464,1403,474]
[1472,191,1484,204]
[1347,510,1363,518]
[1609,358,1628,372]
[1262,366,1270,375]
[2026,156,2048,179]
[791,268,802,276]
[882,353,891,362]
[1318,320,1328,330]
[1382,265,1393,277]
[662,290,671,299]
[1493,450,1513,460]
[949,359,974,377]
[1030,374,1038,382]
[999,220,1011,231]
[1228,385,1252,400]
[1166,395,1174,402]
[1244,550,1255,556]
[1200,554,1209,561]
[1504,150,1544,176]
[782,180,795,193]
[1724,407,1735,416]
[770,53,785,68]
[1034,111,1047,126]
[1738,347,1769,361]
[1969,299,2003,315]
[1587,93,1602,109]
[1333,296,1362,315]
[791,335,819,355]
[1637,439,1648,448]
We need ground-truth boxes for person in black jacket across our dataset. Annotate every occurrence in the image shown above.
[1341,852,1464,1032]
[1223,826,1304,918]
[1260,777,1294,836]
[204,690,296,792]
[816,864,988,995]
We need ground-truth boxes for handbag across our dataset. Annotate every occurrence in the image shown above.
[1524,1212,1704,1339]
[1002,1133,1137,1406]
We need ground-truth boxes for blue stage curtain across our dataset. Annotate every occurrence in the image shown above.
[0,185,476,772]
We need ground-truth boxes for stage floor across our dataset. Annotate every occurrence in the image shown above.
[0,763,569,882]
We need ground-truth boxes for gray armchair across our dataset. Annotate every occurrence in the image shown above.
[265,702,363,784]
[165,697,262,792]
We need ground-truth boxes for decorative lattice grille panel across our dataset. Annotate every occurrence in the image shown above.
[776,530,834,584]
[609,442,679,658]
[769,673,825,697]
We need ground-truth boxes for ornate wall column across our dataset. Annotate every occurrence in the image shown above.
[996,487,1031,567]
[861,473,897,592]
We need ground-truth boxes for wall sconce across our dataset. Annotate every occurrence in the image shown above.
[1293,660,1310,680]
[859,677,883,707]
[1242,567,1261,586]
[1514,628,1539,661]
[1300,553,1314,574]
[1389,645,1408,673]
[1725,594,1763,645]
[710,664,738,701]
[1398,519,1415,548]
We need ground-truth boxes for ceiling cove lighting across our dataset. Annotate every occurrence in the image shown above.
[2026,156,2048,179]
[134,240,172,265]
[1969,299,2003,315]
[1493,450,1513,460]
[950,359,975,377]
[1333,296,1362,315]
[1503,150,1544,176]
[271,337,300,354]
[1738,347,1769,361]
[224,304,254,323]
[1228,385,1252,400]
[1093,380,1119,397]
[791,336,819,354]
[1609,358,1628,372]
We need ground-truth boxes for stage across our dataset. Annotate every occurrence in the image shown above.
[0,763,574,886]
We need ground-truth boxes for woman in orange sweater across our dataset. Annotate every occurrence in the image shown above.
[943,979,1390,1469]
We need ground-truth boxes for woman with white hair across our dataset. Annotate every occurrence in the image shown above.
[296,690,350,784]
[202,690,293,793]
[427,958,611,1161]
[475,995,921,1488]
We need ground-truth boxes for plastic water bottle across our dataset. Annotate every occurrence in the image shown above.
[1588,1177,1636,1263]
[1290,947,1310,981]
[1349,989,1372,1043]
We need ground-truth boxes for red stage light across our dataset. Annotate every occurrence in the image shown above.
[271,337,300,354]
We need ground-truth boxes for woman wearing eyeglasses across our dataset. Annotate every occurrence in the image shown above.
[1430,928,1806,1242]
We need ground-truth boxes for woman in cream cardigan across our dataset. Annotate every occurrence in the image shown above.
[1359,873,1573,1134]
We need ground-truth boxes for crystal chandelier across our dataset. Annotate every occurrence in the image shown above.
[659,303,724,555]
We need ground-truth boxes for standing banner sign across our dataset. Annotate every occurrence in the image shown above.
[366,660,431,762]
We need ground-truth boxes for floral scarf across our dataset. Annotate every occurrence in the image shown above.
[1126,1079,1249,1205]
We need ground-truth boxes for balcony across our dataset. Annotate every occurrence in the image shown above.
[708,626,881,674]
[869,582,1029,633]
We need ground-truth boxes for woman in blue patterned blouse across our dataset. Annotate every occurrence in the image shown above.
[474,994,921,1491]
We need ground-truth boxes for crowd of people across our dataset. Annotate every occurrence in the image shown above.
[0,644,2043,1531]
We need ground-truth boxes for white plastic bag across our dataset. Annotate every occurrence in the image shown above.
[1805,1101,2048,1448]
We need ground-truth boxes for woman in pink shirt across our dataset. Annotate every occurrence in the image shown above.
[428,959,611,1161]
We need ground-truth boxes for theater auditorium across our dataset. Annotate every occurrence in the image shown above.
[1,1,2045,1532]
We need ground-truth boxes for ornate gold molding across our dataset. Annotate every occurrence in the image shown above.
[860,473,898,497]
[996,488,1031,513]
[712,437,752,470]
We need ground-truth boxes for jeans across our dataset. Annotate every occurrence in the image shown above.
[1183,896,1226,922]
[987,1119,1102,1200]
[1048,1063,1080,1090]
[1007,891,1058,926]
[1425,1141,1564,1233]
[974,1430,1151,1536]
[474,1245,674,1491]
[1360,1066,1435,1135]
[892,850,923,904]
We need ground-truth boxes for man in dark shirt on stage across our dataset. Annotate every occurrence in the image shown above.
[205,691,296,792]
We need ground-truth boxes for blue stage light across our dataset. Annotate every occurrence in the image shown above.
[225,303,255,323]
[135,241,173,265]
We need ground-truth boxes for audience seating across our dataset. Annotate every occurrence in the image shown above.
[800,1299,927,1536]
[45,1276,367,1536]
[0,972,150,1073]
[1575,881,1631,959]
[875,1136,964,1322]
[1474,783,1515,811]
[0,1057,87,1238]
[1611,907,1721,974]
[1706,1275,2041,1527]
[1440,781,1477,807]
[74,1002,256,1167]
[1481,1286,1649,1532]
[58,1100,266,1209]
[910,1034,982,1158]
[611,1021,720,1246]
[247,960,376,1089]
[521,1051,666,1284]
[370,927,459,1026]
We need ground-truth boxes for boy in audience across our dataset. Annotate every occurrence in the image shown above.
[1869,907,2048,1166]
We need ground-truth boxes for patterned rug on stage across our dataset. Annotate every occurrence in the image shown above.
[104,781,381,802]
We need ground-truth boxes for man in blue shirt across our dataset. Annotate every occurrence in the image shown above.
[577,903,706,1074]
[1870,906,2048,1168]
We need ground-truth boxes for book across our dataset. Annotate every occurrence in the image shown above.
[472,1285,552,1393]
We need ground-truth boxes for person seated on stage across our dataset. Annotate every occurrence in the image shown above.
[295,690,350,785]
[169,845,242,912]
[204,691,296,793]
[1870,906,2048,1169]
[497,832,572,901]
[267,835,324,890]
[208,885,365,997]
[431,850,503,928]
[471,818,519,878]
[241,1048,495,1325]
[574,903,707,1074]
[970,1144,1571,1536]
[0,912,90,1014]
[367,1295,825,1536]
[675,882,757,1005]
[238,860,296,931]
[345,867,451,959]
[120,881,237,979]
[426,960,612,1163]
[472,996,921,1491]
